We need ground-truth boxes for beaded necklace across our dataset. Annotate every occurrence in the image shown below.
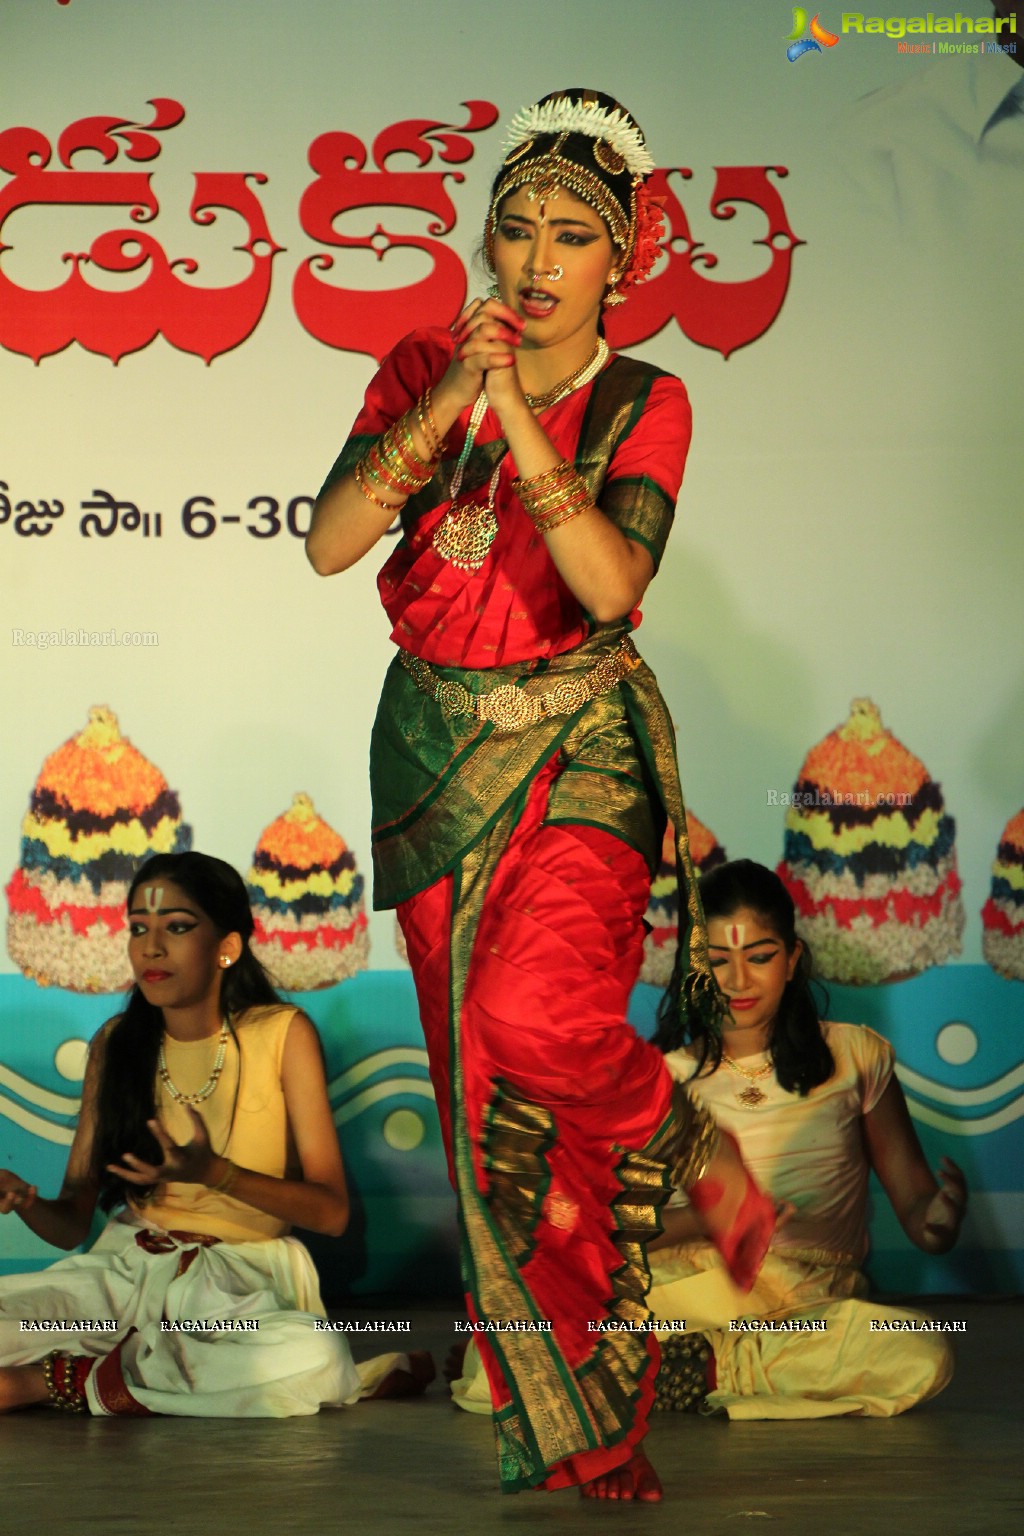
[720,1052,774,1109]
[431,337,609,571]
[158,1018,229,1107]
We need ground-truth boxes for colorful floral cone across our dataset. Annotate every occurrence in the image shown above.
[982,809,1024,982]
[776,698,963,984]
[5,706,192,992]
[246,793,369,990]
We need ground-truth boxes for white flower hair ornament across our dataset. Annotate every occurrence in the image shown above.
[502,99,655,180]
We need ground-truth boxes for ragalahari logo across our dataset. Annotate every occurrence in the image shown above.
[787,9,841,59]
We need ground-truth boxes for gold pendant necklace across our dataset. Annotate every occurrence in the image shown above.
[158,1018,229,1107]
[431,338,609,571]
[432,391,500,571]
[721,1052,773,1109]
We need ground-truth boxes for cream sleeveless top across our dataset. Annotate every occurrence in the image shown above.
[132,1004,299,1243]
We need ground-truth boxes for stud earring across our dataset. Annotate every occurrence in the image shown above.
[220,956,232,969]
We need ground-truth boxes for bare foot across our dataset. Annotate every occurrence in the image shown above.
[366,1350,436,1401]
[0,1364,49,1414]
[581,1449,663,1502]
[443,1338,468,1385]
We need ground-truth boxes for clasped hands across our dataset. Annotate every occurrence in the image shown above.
[445,298,527,415]
[108,1106,219,1188]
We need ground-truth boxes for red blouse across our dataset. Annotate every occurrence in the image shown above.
[326,328,692,668]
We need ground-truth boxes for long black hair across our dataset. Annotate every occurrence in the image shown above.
[93,852,280,1212]
[653,859,834,1096]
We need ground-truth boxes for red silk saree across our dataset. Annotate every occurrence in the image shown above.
[321,332,772,1490]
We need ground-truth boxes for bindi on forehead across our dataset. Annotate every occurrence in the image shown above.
[142,885,164,912]
[723,921,746,950]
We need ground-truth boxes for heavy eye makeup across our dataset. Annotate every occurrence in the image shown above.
[128,918,199,938]
[709,945,781,968]
[497,218,601,248]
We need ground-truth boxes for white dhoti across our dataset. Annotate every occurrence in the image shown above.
[0,1214,362,1417]
[648,1242,955,1420]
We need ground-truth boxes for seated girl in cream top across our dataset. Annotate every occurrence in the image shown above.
[648,859,968,1420]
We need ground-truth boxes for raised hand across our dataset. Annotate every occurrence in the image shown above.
[922,1156,968,1247]
[107,1107,216,1187]
[0,1170,37,1216]
[443,297,525,412]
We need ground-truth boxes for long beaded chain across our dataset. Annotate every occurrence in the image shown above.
[431,337,610,571]
[720,1052,774,1109]
[158,1018,229,1107]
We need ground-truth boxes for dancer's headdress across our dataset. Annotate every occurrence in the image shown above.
[484,88,664,302]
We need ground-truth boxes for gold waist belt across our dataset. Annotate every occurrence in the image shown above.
[399,636,641,733]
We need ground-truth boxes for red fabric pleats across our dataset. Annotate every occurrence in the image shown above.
[400,777,681,1488]
[398,768,773,1488]
[90,1332,155,1417]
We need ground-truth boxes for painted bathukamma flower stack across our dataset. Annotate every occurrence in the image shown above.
[246,792,369,989]
[982,808,1024,982]
[5,705,192,991]
[776,698,964,984]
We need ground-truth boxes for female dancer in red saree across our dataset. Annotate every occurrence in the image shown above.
[308,89,774,1501]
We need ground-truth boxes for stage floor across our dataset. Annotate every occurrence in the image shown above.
[4,1298,1019,1535]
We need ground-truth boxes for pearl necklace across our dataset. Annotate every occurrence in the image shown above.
[158,1019,229,1107]
[721,1052,774,1109]
[431,337,609,571]
[524,337,609,410]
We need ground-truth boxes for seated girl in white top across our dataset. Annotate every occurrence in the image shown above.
[647,858,967,1419]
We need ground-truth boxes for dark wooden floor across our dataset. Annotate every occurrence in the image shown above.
[3,1298,1019,1535]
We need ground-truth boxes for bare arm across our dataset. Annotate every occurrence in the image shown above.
[0,1029,105,1250]
[110,1013,350,1238]
[647,1201,708,1253]
[861,1077,968,1255]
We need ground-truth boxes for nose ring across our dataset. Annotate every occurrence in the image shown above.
[529,265,563,283]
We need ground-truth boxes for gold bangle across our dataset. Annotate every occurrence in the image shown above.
[527,482,591,518]
[513,461,592,530]
[394,416,438,478]
[532,503,587,534]
[374,423,436,493]
[512,461,575,493]
[354,460,404,511]
[417,387,445,458]
[364,443,412,494]
[211,1159,240,1195]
